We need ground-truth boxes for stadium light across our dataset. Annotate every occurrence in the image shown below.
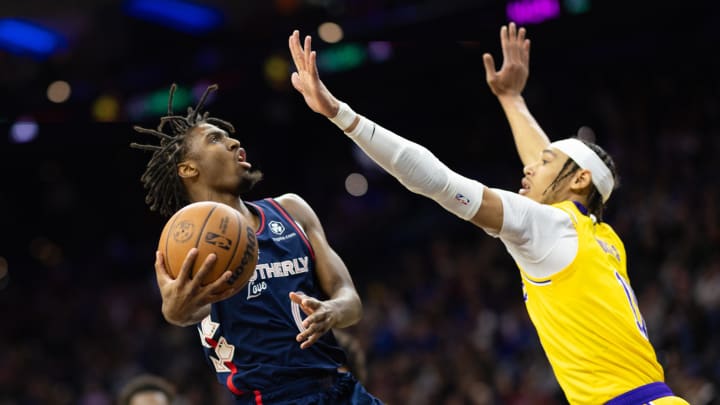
[124,0,223,34]
[0,18,66,59]
[506,0,561,24]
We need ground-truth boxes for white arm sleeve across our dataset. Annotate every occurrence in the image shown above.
[485,188,578,279]
[343,114,484,221]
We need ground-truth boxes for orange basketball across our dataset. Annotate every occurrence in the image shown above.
[158,201,258,292]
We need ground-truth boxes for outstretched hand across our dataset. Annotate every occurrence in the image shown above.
[483,22,531,98]
[289,291,338,349]
[288,30,340,118]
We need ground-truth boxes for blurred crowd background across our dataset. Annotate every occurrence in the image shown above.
[1,0,718,404]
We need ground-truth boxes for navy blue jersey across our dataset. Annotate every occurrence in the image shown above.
[197,197,347,397]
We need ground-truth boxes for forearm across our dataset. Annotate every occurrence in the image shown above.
[330,103,484,221]
[497,94,550,166]
[162,302,211,327]
[327,286,362,328]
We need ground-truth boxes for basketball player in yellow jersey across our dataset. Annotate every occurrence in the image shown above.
[289,24,690,404]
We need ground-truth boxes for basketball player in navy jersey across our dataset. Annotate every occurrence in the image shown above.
[131,85,383,405]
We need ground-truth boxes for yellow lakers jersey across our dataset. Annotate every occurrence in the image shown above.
[519,201,664,404]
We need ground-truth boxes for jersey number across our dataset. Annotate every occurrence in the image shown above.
[614,271,649,340]
[291,291,307,333]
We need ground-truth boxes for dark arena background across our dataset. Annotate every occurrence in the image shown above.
[1,1,718,404]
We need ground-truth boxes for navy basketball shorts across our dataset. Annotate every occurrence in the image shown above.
[233,372,384,405]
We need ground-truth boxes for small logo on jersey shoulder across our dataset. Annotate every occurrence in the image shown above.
[595,238,620,261]
[204,232,232,250]
[268,220,285,235]
[455,193,470,205]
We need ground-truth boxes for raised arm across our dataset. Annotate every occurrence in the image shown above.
[288,30,504,233]
[288,29,582,277]
[482,22,550,167]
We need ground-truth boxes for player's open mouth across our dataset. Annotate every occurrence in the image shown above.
[519,178,530,195]
[237,149,252,169]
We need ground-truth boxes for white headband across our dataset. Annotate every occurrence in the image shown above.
[550,138,614,203]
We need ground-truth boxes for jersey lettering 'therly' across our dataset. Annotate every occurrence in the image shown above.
[247,256,309,299]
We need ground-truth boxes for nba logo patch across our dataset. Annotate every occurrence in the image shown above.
[455,193,470,205]
[204,232,232,250]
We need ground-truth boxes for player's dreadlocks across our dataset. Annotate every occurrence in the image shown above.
[130,83,235,217]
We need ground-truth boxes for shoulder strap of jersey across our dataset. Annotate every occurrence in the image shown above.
[265,198,316,260]
[245,200,266,235]
[551,200,581,226]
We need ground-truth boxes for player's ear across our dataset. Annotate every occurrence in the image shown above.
[571,169,592,193]
[177,161,198,178]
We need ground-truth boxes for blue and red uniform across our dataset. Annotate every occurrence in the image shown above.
[197,198,381,404]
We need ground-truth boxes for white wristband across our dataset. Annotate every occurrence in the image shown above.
[328,101,357,131]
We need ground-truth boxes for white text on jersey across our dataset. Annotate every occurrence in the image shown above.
[247,256,309,299]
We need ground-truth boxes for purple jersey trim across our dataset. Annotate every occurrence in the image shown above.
[605,382,673,405]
